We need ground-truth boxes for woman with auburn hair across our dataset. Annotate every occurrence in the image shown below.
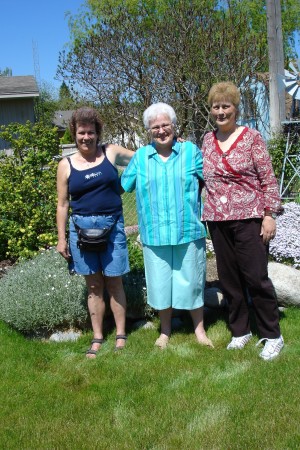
[202,81,284,360]
[56,107,133,358]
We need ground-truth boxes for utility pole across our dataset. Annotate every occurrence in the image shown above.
[266,0,286,135]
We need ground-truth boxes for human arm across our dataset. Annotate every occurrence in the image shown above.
[195,144,205,192]
[120,153,138,193]
[56,158,71,260]
[251,132,282,213]
[105,143,134,167]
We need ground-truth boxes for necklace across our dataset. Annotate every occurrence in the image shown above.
[79,148,102,167]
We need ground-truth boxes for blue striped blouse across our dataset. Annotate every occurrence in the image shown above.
[121,140,206,246]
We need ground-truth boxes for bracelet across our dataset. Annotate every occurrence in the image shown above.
[264,210,277,219]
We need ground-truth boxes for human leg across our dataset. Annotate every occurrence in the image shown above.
[233,219,281,339]
[104,275,127,349]
[172,239,206,311]
[190,307,214,347]
[155,308,173,349]
[84,272,106,358]
[142,245,172,310]
[171,239,213,347]
[143,245,173,347]
[208,221,250,337]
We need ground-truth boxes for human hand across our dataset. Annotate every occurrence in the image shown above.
[56,239,70,260]
[260,216,276,244]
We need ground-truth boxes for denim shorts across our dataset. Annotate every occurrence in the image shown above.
[68,214,130,277]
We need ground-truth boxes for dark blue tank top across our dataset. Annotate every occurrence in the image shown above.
[68,154,122,215]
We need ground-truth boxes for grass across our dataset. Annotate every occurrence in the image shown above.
[1,307,300,449]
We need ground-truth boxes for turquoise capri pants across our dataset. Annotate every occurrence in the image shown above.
[142,238,206,311]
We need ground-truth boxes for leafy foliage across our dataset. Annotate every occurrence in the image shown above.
[268,128,300,196]
[57,0,272,146]
[0,242,150,333]
[0,121,59,259]
[126,234,144,272]
[0,249,88,333]
[0,67,12,76]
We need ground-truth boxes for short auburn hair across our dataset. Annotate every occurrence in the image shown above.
[69,107,103,144]
[207,82,241,109]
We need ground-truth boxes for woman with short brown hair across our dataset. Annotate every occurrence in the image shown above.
[202,82,284,360]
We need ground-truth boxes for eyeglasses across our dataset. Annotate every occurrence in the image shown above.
[149,123,173,133]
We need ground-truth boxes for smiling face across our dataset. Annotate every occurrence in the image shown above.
[148,113,175,150]
[210,100,237,131]
[76,122,98,154]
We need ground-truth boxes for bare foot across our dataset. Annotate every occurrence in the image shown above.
[155,334,170,349]
[196,334,214,348]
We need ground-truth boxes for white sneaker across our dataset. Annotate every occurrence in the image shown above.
[256,335,284,361]
[227,332,252,350]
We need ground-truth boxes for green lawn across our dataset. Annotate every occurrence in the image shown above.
[1,307,300,449]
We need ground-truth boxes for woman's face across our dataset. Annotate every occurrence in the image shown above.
[148,114,175,148]
[210,100,237,129]
[76,123,98,152]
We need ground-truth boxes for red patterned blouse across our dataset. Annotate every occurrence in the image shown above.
[202,127,282,221]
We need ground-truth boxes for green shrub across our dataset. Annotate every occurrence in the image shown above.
[126,234,144,271]
[0,237,151,334]
[268,131,300,194]
[0,121,60,260]
[124,234,154,319]
[0,249,88,333]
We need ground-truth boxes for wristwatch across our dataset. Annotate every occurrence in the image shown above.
[264,210,277,219]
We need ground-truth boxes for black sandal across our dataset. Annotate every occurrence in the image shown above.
[86,338,104,357]
[115,335,127,351]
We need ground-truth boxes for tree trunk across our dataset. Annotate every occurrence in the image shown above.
[266,0,286,136]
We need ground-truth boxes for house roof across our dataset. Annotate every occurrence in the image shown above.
[53,110,74,130]
[0,76,39,99]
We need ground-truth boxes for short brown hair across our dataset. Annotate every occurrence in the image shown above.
[69,107,103,144]
[207,82,240,109]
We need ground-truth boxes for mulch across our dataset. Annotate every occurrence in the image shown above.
[0,259,15,279]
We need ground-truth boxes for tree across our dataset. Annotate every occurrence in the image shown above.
[57,0,300,146]
[34,81,60,126]
[0,67,12,76]
[266,0,286,135]
[58,81,77,110]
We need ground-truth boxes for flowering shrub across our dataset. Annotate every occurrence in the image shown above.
[269,202,300,268]
[0,237,151,333]
[0,121,59,260]
[0,249,88,333]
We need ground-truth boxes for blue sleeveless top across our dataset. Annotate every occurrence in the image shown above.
[68,154,122,215]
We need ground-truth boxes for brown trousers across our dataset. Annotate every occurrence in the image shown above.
[208,219,281,339]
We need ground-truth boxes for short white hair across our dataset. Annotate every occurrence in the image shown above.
[143,102,177,129]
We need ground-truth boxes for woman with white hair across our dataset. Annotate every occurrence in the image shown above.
[122,102,213,349]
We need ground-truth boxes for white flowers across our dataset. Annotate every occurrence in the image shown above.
[269,202,300,268]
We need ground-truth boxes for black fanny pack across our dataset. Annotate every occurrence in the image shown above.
[73,216,119,252]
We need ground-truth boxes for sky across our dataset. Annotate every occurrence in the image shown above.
[1,1,299,95]
[1,0,84,92]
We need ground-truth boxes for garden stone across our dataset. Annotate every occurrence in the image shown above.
[132,320,156,330]
[49,330,82,342]
[268,262,300,307]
